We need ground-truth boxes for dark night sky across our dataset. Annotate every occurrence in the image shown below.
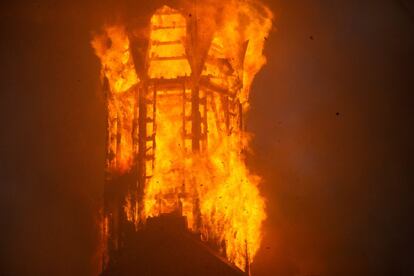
[0,1,413,275]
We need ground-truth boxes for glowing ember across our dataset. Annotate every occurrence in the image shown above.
[92,0,272,272]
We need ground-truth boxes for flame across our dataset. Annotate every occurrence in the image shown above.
[92,26,139,172]
[92,0,272,271]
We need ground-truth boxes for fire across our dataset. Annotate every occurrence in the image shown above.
[91,26,139,173]
[92,0,272,272]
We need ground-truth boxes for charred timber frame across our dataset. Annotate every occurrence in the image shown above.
[103,79,243,266]
[103,5,247,272]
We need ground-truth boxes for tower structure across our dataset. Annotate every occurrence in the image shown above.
[92,2,272,273]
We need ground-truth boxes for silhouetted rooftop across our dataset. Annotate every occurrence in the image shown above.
[102,213,246,276]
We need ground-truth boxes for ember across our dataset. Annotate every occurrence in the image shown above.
[92,0,272,272]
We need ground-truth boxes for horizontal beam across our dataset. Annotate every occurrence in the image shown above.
[151,40,183,46]
[145,77,238,98]
[148,77,191,90]
[152,25,186,30]
[150,55,187,61]
[200,77,236,98]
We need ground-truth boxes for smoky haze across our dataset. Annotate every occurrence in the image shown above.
[0,0,413,276]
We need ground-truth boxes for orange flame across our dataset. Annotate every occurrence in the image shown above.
[92,26,139,173]
[92,1,272,271]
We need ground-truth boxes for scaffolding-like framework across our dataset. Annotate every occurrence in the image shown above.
[102,4,248,273]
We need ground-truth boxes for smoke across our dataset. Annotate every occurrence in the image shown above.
[0,1,105,275]
[248,0,414,275]
[0,0,413,275]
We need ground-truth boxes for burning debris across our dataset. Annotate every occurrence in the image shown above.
[92,0,272,273]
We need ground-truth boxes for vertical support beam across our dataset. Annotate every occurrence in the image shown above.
[238,101,243,132]
[191,82,201,152]
[202,91,208,151]
[132,86,140,226]
[152,83,157,161]
[182,81,186,144]
[245,240,251,276]
[132,88,139,161]
[189,0,202,153]
[224,96,230,134]
[137,83,148,221]
[115,115,121,167]
[102,77,110,272]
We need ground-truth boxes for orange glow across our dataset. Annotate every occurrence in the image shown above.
[92,26,139,173]
[92,1,272,271]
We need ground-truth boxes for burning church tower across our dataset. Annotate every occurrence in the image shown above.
[92,1,272,274]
